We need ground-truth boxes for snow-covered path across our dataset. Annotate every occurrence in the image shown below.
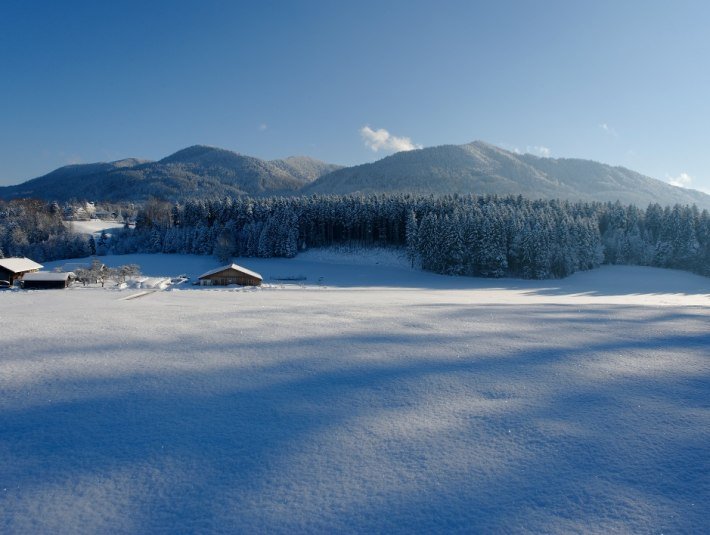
[1,261,708,533]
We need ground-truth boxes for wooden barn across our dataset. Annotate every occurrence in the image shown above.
[21,272,76,289]
[198,263,262,286]
[0,257,44,285]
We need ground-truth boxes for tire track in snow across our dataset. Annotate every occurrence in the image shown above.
[119,289,159,301]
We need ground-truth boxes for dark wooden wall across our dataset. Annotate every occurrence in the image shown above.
[201,269,261,286]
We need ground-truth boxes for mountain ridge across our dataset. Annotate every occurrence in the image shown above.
[305,141,710,209]
[1,141,708,209]
[0,145,342,202]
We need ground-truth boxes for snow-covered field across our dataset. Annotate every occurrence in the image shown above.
[1,253,708,533]
[63,219,125,236]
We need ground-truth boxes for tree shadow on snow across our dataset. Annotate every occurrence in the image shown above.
[1,309,708,533]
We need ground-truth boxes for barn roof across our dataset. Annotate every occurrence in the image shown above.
[22,271,76,282]
[0,257,44,273]
[198,263,263,281]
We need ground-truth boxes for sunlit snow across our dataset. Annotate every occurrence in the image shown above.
[1,252,708,533]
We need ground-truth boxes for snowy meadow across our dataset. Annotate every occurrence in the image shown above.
[1,253,709,533]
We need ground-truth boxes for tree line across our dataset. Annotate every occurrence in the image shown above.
[0,199,93,261]
[109,195,709,279]
[2,195,708,279]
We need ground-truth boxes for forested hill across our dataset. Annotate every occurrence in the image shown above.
[0,146,342,202]
[2,141,709,210]
[305,141,710,210]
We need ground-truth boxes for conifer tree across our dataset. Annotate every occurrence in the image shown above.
[405,210,419,268]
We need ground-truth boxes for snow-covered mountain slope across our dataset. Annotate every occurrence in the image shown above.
[0,146,341,202]
[3,141,708,208]
[306,141,710,209]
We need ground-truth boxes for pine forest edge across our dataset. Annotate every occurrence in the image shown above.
[1,194,709,280]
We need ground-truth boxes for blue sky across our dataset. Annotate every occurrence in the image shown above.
[1,0,709,193]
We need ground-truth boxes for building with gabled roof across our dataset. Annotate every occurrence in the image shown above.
[21,272,76,289]
[0,257,44,285]
[197,263,262,286]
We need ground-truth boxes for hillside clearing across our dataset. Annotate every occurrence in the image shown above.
[63,219,124,236]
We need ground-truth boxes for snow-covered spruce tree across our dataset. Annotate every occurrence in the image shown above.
[257,219,274,258]
[476,205,508,278]
[170,203,181,228]
[572,216,603,271]
[670,205,701,269]
[97,231,110,255]
[161,227,179,254]
[696,209,710,275]
[192,223,213,256]
[416,212,440,272]
[149,228,162,254]
[405,209,419,268]
[282,211,299,258]
[549,214,575,278]
[518,220,552,279]
[460,204,482,276]
[214,227,235,263]
[242,221,263,257]
[441,213,465,275]
[644,203,664,245]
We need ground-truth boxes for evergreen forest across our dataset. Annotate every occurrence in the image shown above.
[2,195,709,279]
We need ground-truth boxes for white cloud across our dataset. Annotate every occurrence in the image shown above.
[258,123,268,131]
[526,145,551,157]
[360,126,422,153]
[500,142,550,157]
[599,123,619,137]
[667,172,693,188]
[498,142,522,154]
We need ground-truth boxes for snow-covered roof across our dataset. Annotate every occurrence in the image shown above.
[0,257,44,273]
[22,271,75,281]
[198,263,263,280]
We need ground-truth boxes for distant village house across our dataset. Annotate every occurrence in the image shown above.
[0,257,43,285]
[198,263,262,286]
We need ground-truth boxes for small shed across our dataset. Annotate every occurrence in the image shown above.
[21,272,76,289]
[0,257,44,285]
[198,263,262,286]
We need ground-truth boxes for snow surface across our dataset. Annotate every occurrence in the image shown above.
[198,263,263,281]
[22,272,75,282]
[1,252,709,533]
[64,220,124,236]
[129,277,171,290]
[0,257,44,273]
